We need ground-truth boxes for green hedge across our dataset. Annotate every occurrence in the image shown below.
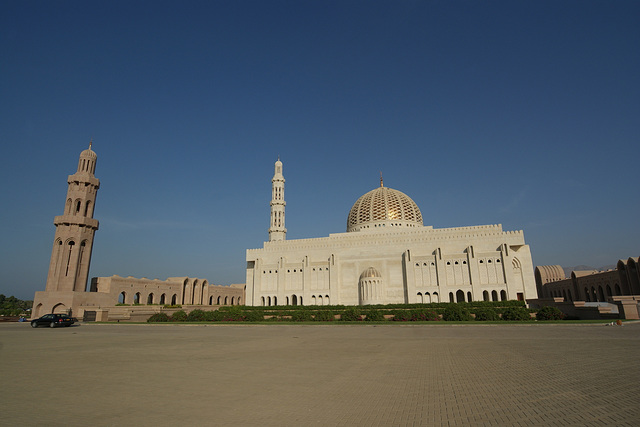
[501,307,532,321]
[535,306,565,321]
[145,301,532,323]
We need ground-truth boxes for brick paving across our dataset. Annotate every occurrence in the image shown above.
[1,322,638,426]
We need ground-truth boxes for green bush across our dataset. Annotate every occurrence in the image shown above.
[170,310,188,322]
[391,310,411,321]
[340,307,362,321]
[220,306,245,321]
[363,308,386,321]
[187,309,207,322]
[291,310,313,322]
[203,310,224,321]
[501,307,532,321]
[243,309,264,322]
[410,308,439,321]
[147,312,170,322]
[535,306,565,321]
[314,310,335,321]
[473,308,500,321]
[443,304,473,321]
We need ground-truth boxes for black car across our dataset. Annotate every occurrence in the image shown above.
[31,314,74,328]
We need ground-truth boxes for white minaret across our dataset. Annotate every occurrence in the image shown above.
[268,158,286,242]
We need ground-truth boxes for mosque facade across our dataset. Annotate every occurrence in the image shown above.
[245,160,538,306]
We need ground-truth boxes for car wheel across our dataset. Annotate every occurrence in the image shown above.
[31,321,38,328]
[49,322,56,328]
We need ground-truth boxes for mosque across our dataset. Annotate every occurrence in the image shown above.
[245,160,538,306]
[32,143,540,320]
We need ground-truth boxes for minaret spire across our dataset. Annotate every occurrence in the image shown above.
[380,171,384,187]
[268,158,286,242]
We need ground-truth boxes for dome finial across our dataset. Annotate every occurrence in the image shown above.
[380,171,383,187]
[89,138,93,150]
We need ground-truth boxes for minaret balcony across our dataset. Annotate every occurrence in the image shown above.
[54,215,99,230]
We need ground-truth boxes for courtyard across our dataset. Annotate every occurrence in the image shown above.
[1,322,638,426]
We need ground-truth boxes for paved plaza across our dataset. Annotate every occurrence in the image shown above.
[1,322,638,426]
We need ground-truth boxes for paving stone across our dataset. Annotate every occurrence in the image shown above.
[1,322,638,426]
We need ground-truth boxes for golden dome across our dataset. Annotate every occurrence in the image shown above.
[347,186,423,232]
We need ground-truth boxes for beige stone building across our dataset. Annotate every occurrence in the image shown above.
[533,258,640,319]
[31,144,243,321]
[245,160,538,306]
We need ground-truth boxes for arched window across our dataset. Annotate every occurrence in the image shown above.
[585,287,590,302]
[456,290,465,302]
[467,291,472,302]
[614,284,621,295]
[118,292,126,304]
[491,290,498,301]
[160,294,166,304]
[147,293,154,304]
[64,241,75,277]
[500,290,507,301]
[171,294,177,305]
[134,292,140,304]
[483,290,489,301]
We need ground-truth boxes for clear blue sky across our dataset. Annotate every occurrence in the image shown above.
[1,1,638,300]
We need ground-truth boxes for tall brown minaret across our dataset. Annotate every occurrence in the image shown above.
[44,142,100,292]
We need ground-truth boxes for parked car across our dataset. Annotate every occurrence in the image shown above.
[31,313,74,328]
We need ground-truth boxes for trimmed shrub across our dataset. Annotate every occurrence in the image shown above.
[314,310,335,322]
[187,309,207,322]
[220,306,245,321]
[203,310,224,321]
[391,310,412,321]
[243,309,264,322]
[171,310,188,322]
[363,308,386,321]
[442,304,473,321]
[147,312,170,322]
[291,310,313,322]
[501,307,532,321]
[410,308,439,321]
[473,308,500,321]
[535,306,565,321]
[340,307,362,321]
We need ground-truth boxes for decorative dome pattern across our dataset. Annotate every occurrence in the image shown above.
[347,186,423,232]
[360,267,382,279]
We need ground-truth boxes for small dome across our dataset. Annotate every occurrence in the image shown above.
[347,186,423,232]
[360,267,381,279]
[80,147,96,160]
